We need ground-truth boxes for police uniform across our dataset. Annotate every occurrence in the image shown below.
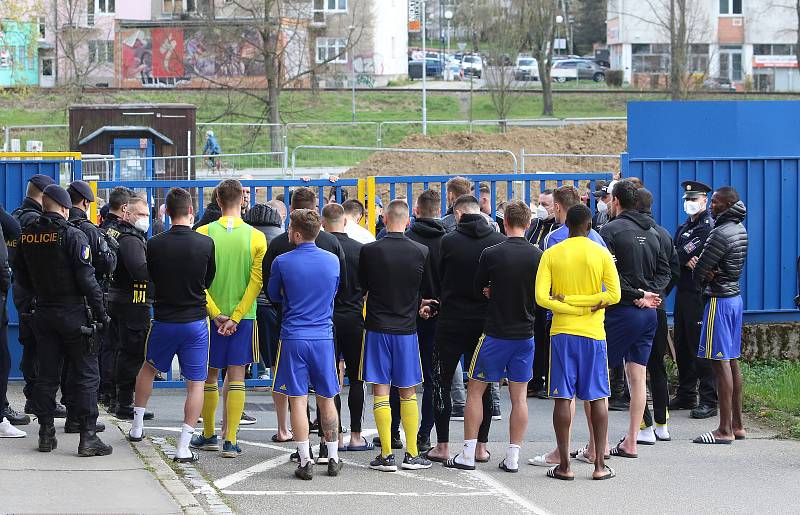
[108,216,152,420]
[7,175,66,417]
[99,208,126,410]
[64,181,118,433]
[13,185,111,456]
[671,180,717,413]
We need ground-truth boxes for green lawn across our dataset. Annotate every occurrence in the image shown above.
[742,360,800,439]
[2,88,798,167]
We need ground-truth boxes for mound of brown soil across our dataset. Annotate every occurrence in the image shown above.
[346,122,627,178]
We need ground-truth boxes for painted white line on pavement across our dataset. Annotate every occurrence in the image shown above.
[221,490,495,497]
[471,470,551,515]
[341,458,477,490]
[215,454,291,489]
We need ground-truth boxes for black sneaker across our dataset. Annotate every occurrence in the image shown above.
[53,403,67,419]
[316,442,329,464]
[690,404,718,419]
[369,453,397,472]
[373,434,403,449]
[608,398,630,411]
[2,406,30,426]
[417,435,432,453]
[492,406,502,421]
[290,445,314,463]
[295,461,313,480]
[451,408,465,421]
[401,452,432,470]
[669,396,699,410]
[327,457,343,477]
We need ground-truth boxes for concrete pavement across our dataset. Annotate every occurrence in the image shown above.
[136,385,800,515]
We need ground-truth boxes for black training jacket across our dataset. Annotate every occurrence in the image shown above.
[599,209,672,306]
[438,213,507,321]
[694,201,748,298]
[405,218,446,299]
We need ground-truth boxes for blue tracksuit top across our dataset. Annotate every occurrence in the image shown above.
[542,224,607,251]
[268,242,340,340]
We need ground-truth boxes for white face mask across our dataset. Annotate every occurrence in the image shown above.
[536,204,550,220]
[134,217,150,233]
[597,200,608,213]
[684,200,702,216]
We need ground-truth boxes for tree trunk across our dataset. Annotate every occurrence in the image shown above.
[538,53,554,116]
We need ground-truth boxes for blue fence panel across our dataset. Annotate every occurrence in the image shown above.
[1,159,81,380]
[624,155,800,323]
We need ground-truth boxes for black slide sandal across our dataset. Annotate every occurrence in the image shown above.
[693,431,733,444]
[499,458,518,473]
[173,451,200,463]
[443,454,476,470]
[475,450,490,463]
[592,465,616,480]
[609,443,638,458]
[546,465,574,481]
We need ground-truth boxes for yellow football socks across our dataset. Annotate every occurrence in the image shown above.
[226,381,246,444]
[400,394,420,457]
[373,395,392,457]
[202,383,219,438]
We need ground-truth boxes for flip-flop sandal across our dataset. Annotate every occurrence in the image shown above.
[343,436,375,451]
[475,450,490,463]
[423,450,447,463]
[575,449,594,464]
[609,444,638,458]
[546,465,574,481]
[693,431,733,444]
[443,454,476,470]
[570,444,588,459]
[592,465,616,480]
[271,434,294,443]
[173,451,200,463]
[499,458,518,473]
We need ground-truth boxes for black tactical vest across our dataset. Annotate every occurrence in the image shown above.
[110,224,148,303]
[19,216,79,298]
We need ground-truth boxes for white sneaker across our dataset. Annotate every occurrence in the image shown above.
[636,426,656,445]
[0,419,26,438]
[655,424,671,441]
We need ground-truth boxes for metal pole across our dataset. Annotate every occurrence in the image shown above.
[421,0,428,135]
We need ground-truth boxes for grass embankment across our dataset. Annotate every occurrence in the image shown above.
[742,361,800,439]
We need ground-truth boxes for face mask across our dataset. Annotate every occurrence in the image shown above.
[134,217,150,233]
[597,200,608,213]
[536,205,550,220]
[684,201,702,216]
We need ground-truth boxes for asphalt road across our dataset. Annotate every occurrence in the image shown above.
[140,386,800,515]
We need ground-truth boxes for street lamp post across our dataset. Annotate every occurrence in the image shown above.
[444,9,453,57]
[421,0,427,135]
[555,15,564,57]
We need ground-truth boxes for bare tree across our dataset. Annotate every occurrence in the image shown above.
[186,0,370,155]
[520,0,559,116]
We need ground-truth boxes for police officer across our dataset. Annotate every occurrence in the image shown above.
[108,195,153,420]
[65,181,118,434]
[8,174,68,419]
[670,180,718,419]
[13,185,111,456]
[98,187,133,413]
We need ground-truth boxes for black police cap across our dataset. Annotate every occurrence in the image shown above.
[29,174,55,192]
[68,180,95,202]
[591,180,608,198]
[681,180,712,199]
[43,185,73,210]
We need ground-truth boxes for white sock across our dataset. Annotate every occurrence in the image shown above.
[297,440,311,466]
[506,444,520,469]
[456,439,477,466]
[130,407,146,438]
[326,441,339,463]
[175,424,194,458]
[655,423,670,439]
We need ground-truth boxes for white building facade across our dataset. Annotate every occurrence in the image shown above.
[607,0,800,91]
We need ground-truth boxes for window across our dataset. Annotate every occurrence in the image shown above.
[88,40,114,64]
[689,44,709,73]
[41,58,53,76]
[719,0,742,15]
[163,0,194,13]
[97,0,115,14]
[632,44,670,73]
[325,0,347,11]
[38,16,46,39]
[316,37,348,63]
[754,44,796,56]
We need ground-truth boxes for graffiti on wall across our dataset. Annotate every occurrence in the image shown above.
[120,26,272,86]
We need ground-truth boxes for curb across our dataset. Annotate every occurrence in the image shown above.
[117,422,223,515]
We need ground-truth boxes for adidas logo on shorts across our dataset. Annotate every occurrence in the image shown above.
[477,372,485,378]
[716,352,723,358]
[553,388,559,395]
[280,384,287,391]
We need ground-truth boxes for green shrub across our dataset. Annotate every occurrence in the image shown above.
[605,69,623,87]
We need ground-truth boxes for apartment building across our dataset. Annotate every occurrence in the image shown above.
[607,0,800,91]
[0,0,407,89]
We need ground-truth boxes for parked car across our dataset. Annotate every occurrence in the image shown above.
[408,58,444,79]
[514,56,539,81]
[461,54,483,78]
[550,59,606,82]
